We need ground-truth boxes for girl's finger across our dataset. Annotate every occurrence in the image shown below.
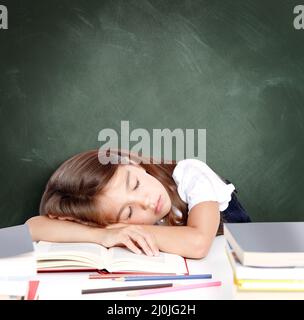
[142,234,159,256]
[128,231,154,256]
[122,237,142,255]
[131,229,159,256]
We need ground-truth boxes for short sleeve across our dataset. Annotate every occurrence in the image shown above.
[172,159,235,212]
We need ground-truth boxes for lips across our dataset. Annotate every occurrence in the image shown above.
[155,195,162,214]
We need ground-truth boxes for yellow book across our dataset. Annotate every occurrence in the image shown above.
[233,284,304,300]
[234,277,304,292]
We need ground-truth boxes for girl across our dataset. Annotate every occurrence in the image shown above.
[26,148,251,259]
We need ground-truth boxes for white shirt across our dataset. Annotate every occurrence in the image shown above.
[172,159,235,215]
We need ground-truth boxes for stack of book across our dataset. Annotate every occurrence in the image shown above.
[224,222,304,300]
[0,224,38,300]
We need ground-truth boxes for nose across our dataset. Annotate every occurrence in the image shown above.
[134,194,155,211]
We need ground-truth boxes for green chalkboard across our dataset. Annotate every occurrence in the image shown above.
[0,0,304,227]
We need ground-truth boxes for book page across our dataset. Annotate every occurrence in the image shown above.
[110,246,166,262]
[41,242,106,255]
[35,242,109,269]
[107,247,187,274]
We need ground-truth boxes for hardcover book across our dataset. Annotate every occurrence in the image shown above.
[224,222,304,267]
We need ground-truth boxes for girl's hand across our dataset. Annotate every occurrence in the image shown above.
[100,224,159,256]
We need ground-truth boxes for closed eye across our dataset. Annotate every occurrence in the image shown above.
[128,206,133,219]
[133,179,140,190]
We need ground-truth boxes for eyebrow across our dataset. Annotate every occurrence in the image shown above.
[116,170,130,222]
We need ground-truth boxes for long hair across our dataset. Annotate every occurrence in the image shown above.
[39,148,189,227]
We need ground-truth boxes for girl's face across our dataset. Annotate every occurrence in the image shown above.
[97,164,172,225]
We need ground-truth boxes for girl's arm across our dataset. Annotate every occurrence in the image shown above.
[141,201,220,259]
[25,216,159,256]
[26,216,103,243]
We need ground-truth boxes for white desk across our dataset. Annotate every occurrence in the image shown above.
[35,236,235,300]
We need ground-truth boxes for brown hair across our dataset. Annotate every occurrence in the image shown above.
[39,149,189,226]
[39,148,224,234]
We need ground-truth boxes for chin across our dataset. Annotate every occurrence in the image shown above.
[160,208,170,219]
[164,202,171,214]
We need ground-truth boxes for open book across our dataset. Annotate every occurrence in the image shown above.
[34,241,188,274]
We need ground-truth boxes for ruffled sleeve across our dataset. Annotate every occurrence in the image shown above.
[172,159,235,212]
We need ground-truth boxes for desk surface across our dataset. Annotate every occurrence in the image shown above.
[35,236,234,300]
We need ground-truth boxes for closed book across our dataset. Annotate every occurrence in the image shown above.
[0,224,36,280]
[232,284,304,300]
[34,241,188,274]
[0,224,37,300]
[235,278,304,291]
[224,222,304,267]
[226,241,304,292]
[225,240,304,281]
